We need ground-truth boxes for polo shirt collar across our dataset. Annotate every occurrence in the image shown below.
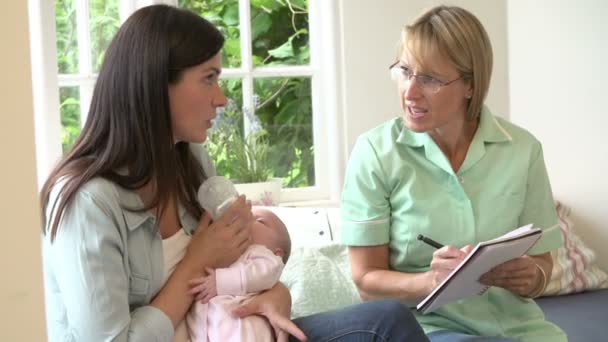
[476,105,512,143]
[394,106,512,175]
[395,106,511,145]
[395,120,429,147]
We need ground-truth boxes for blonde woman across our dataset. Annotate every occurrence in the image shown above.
[341,5,566,342]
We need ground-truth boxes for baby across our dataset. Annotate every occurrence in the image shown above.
[186,207,291,342]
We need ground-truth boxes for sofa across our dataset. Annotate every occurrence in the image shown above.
[267,205,608,342]
[536,289,608,342]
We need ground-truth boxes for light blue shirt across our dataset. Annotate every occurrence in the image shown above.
[341,107,566,341]
[43,144,215,342]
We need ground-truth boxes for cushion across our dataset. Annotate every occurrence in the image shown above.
[541,202,608,296]
[280,244,361,318]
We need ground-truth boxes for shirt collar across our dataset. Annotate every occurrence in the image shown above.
[395,105,512,146]
[116,186,154,231]
[118,186,198,235]
[395,121,428,147]
[475,105,513,143]
[394,106,512,175]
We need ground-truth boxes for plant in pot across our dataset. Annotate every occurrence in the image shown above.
[206,99,282,205]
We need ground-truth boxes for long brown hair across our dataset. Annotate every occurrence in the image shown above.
[40,5,225,241]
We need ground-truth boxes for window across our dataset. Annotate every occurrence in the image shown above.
[30,0,341,204]
[55,0,120,152]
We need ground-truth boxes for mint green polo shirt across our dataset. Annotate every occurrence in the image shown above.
[341,107,566,341]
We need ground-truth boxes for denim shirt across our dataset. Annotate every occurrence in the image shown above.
[43,144,215,342]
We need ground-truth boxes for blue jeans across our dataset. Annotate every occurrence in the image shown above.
[427,331,520,342]
[290,299,429,341]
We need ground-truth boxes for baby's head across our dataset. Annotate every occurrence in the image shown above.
[251,208,291,264]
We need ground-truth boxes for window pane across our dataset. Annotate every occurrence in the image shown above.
[251,0,309,67]
[254,77,314,187]
[59,87,81,154]
[207,79,244,179]
[179,0,241,68]
[55,0,79,74]
[90,0,120,73]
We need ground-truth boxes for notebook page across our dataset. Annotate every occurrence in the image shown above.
[481,223,538,245]
[417,225,542,313]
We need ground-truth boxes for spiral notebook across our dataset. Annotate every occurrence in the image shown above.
[416,223,543,314]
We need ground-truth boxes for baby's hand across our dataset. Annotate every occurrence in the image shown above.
[188,267,218,303]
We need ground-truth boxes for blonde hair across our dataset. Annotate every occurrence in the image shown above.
[398,5,493,121]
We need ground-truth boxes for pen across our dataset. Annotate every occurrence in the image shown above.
[417,234,444,249]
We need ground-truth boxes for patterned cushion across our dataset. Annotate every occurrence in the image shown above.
[541,202,608,296]
[280,244,361,318]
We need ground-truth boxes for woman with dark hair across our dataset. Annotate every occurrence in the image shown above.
[41,4,428,342]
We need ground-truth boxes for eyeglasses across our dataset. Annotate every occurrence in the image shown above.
[389,61,463,95]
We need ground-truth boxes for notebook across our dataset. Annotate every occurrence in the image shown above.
[416,223,543,314]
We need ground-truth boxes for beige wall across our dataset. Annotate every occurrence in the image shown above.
[0,1,47,340]
[508,0,608,269]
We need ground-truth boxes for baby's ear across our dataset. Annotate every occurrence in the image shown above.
[273,248,288,264]
[273,248,285,258]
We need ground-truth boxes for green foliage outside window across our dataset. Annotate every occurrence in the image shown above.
[55,0,119,153]
[56,0,314,187]
[59,87,81,153]
[56,0,78,74]
[180,0,313,188]
[90,0,120,72]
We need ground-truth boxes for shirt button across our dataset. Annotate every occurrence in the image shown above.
[458,176,464,184]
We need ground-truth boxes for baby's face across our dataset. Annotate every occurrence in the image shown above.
[251,221,279,250]
[254,209,284,233]
[251,209,288,260]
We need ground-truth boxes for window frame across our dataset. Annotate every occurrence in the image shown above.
[29,0,343,205]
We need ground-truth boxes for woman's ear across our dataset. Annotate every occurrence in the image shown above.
[465,83,474,99]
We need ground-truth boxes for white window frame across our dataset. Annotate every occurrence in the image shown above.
[29,0,343,206]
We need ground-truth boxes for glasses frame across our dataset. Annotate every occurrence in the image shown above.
[389,61,463,94]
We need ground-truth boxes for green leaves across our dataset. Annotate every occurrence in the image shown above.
[56,0,119,153]
[206,100,274,184]
[251,12,272,40]
[268,38,294,59]
[268,28,308,60]
[228,131,274,183]
[223,37,241,63]
[59,87,80,154]
[55,0,78,74]
[222,5,239,26]
[89,0,119,72]
[251,0,282,12]
[253,77,313,188]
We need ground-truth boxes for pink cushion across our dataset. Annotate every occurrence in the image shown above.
[542,202,608,296]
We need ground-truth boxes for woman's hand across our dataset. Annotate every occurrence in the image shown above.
[232,283,307,342]
[184,195,253,271]
[479,254,542,296]
[428,245,473,291]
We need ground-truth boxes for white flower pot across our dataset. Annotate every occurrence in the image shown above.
[234,178,282,206]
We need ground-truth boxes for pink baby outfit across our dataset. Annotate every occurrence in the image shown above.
[187,244,284,342]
